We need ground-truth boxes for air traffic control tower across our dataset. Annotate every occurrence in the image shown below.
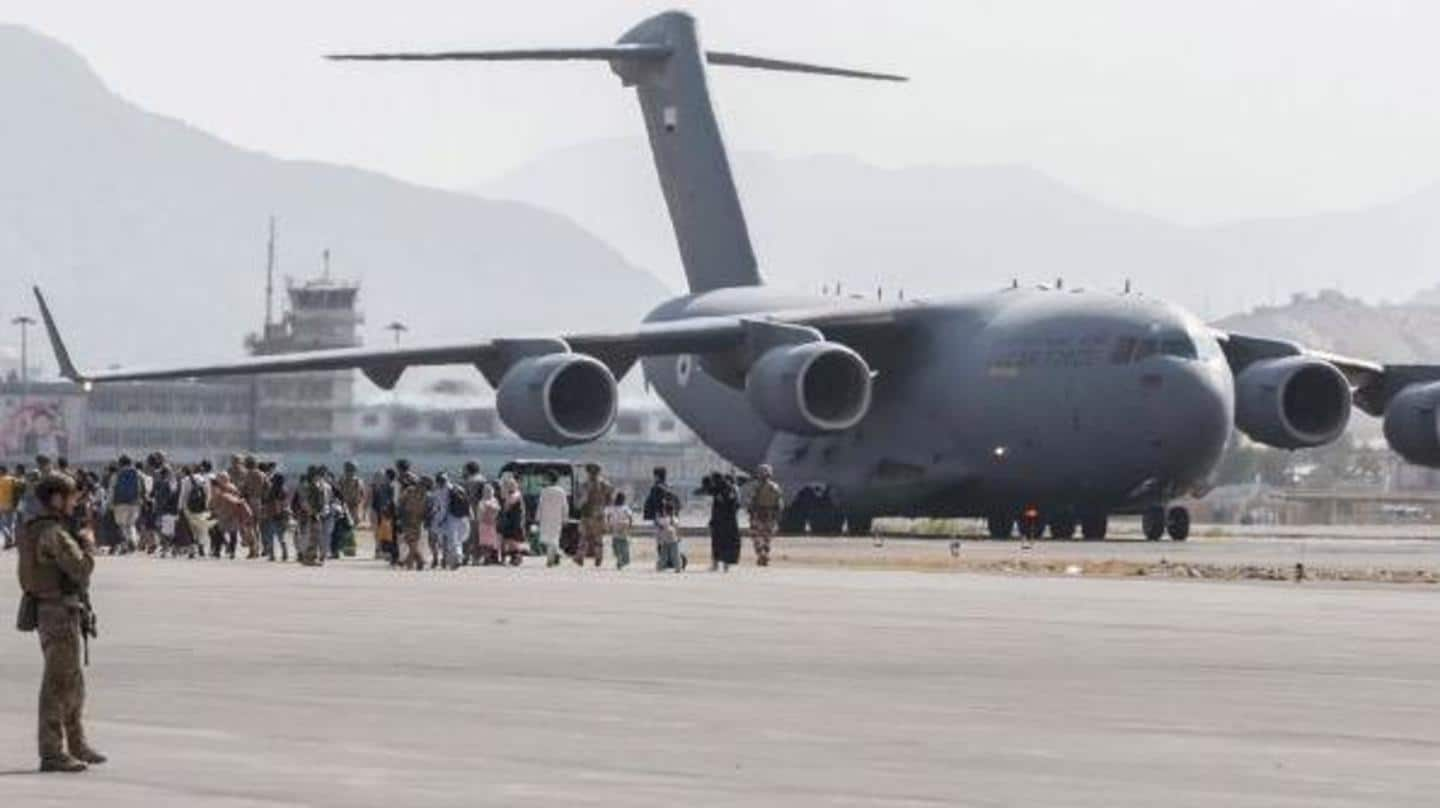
[245,235,362,457]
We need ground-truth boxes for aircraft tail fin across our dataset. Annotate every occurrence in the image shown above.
[32,286,85,383]
[329,11,904,294]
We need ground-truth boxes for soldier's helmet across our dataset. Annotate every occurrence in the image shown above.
[343,461,358,473]
[34,472,78,506]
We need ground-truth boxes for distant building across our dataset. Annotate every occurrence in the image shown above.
[0,379,251,465]
[347,383,726,493]
[245,253,363,456]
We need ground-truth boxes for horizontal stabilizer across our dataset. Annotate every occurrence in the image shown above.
[705,51,907,82]
[327,45,671,63]
[329,46,905,82]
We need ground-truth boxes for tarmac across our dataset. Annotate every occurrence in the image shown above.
[2,532,1439,806]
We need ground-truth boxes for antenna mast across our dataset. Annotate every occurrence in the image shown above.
[264,216,277,328]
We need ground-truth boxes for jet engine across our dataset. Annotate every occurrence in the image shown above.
[495,353,618,447]
[1234,356,1351,449]
[744,342,872,435]
[1383,381,1440,466]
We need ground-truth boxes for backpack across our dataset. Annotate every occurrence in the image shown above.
[306,481,327,515]
[153,476,176,514]
[113,467,141,505]
[185,478,208,514]
[447,486,470,519]
[643,483,674,521]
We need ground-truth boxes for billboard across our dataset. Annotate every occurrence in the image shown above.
[0,399,70,458]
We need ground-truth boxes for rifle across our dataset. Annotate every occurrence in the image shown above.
[74,588,97,667]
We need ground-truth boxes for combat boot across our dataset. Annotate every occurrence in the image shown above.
[69,745,107,765]
[40,755,87,773]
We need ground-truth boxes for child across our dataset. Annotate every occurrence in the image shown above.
[654,501,686,573]
[605,491,634,570]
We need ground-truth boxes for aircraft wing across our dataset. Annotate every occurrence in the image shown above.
[1214,330,1437,417]
[32,287,903,390]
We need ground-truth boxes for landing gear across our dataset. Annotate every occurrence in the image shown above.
[779,486,820,535]
[809,502,845,535]
[778,485,845,534]
[1080,513,1108,541]
[1166,507,1191,542]
[1142,506,1166,541]
[986,513,1014,540]
[1018,510,1045,541]
[844,514,874,536]
[1048,514,1077,541]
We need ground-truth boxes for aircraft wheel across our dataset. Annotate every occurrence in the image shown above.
[1080,513,1108,541]
[844,514,874,536]
[1018,514,1045,541]
[809,493,845,535]
[986,513,1014,540]
[779,495,812,535]
[1142,506,1166,541]
[1166,507,1191,541]
[1049,514,1077,541]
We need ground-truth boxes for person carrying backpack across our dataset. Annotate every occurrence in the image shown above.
[108,455,143,552]
[176,466,210,560]
[437,473,469,571]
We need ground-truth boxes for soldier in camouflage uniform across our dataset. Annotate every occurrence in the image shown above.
[293,467,329,567]
[238,456,268,559]
[17,474,106,773]
[335,461,366,558]
[396,472,430,571]
[747,464,784,567]
[577,463,613,567]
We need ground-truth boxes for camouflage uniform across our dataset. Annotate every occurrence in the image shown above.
[577,472,613,566]
[747,471,783,567]
[293,477,328,566]
[239,464,268,559]
[336,473,365,557]
[17,514,102,770]
[397,477,429,570]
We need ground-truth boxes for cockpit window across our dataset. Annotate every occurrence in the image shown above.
[1161,337,1197,360]
[1111,332,1198,363]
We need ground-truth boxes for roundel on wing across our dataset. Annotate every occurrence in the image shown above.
[676,354,694,387]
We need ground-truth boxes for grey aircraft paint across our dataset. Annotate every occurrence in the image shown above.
[34,10,1440,536]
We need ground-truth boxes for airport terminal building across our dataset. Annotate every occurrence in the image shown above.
[0,264,726,490]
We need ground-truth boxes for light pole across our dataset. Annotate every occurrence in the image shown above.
[385,321,408,347]
[11,315,35,408]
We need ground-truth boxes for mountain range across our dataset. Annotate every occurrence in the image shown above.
[0,25,668,375]
[477,139,1440,316]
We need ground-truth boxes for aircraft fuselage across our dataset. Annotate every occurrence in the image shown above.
[643,285,1233,520]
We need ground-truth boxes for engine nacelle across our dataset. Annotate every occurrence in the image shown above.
[1383,381,1440,466]
[495,353,617,447]
[1234,356,1351,449]
[744,342,872,435]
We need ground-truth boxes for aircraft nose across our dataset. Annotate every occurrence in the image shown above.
[1161,360,1234,483]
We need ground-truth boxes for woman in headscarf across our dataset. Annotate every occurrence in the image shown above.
[709,473,742,571]
[475,483,501,565]
[498,473,527,566]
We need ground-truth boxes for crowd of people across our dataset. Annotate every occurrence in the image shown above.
[0,453,787,573]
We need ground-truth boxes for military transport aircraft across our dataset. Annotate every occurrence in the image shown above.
[33,11,1440,541]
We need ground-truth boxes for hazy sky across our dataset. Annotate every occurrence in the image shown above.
[7,0,1440,224]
